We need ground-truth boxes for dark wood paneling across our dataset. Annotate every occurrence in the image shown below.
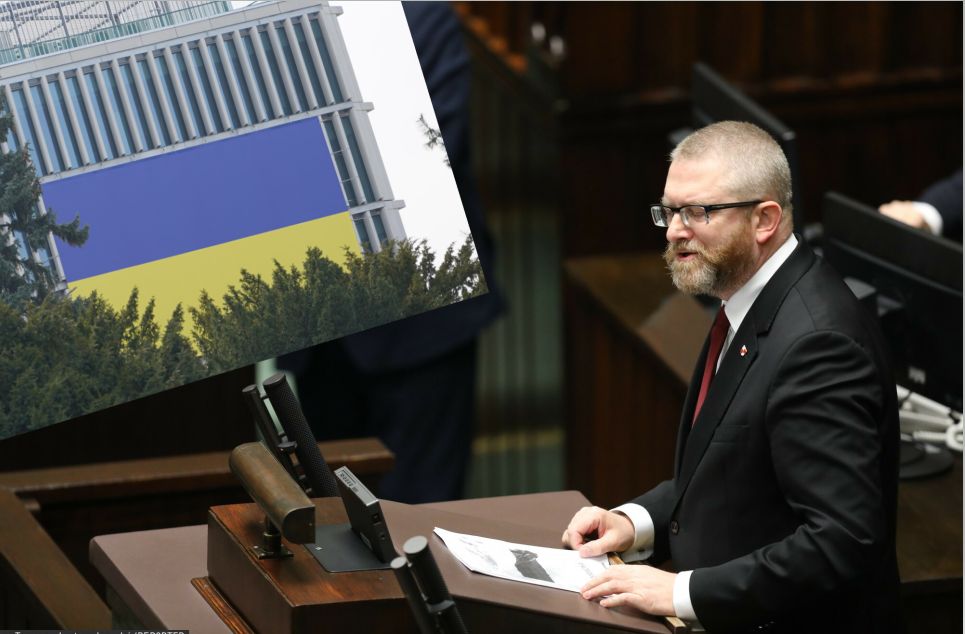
[0,365,256,470]
[563,254,708,508]
[459,1,962,258]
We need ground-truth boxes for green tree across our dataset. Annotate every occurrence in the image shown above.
[191,237,486,373]
[0,94,88,306]
[417,113,449,166]
[0,233,485,439]
[0,287,204,439]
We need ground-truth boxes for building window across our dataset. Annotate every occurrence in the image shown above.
[191,46,224,133]
[137,58,172,146]
[353,216,372,253]
[101,65,136,155]
[341,114,375,202]
[293,19,324,107]
[371,212,388,247]
[259,28,292,116]
[241,32,276,120]
[47,78,83,168]
[276,25,309,112]
[323,117,357,207]
[224,36,257,125]
[171,48,207,137]
[207,42,241,129]
[309,17,343,103]
[12,87,45,172]
[65,74,100,162]
[30,82,65,172]
[83,71,118,160]
[119,62,154,149]
[153,54,189,143]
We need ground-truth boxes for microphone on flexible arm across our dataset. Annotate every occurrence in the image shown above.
[403,536,468,634]
[262,372,339,498]
[241,383,300,484]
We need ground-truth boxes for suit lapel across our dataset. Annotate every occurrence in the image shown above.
[676,324,759,492]
[672,238,816,500]
[674,333,709,472]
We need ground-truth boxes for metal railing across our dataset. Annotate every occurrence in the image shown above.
[0,1,231,66]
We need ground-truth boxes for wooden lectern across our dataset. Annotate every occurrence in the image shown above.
[202,493,678,633]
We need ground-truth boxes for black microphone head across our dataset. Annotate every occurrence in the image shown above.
[242,383,301,483]
[242,384,283,445]
[403,536,429,556]
[403,535,451,605]
[262,372,339,498]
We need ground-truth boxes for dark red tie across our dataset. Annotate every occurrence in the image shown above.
[693,307,730,425]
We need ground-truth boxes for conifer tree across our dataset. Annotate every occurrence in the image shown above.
[0,95,88,306]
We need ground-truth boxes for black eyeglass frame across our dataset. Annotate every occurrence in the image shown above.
[650,200,763,227]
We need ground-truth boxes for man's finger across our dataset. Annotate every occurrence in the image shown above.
[578,531,621,558]
[599,592,646,611]
[582,578,626,600]
[580,570,612,594]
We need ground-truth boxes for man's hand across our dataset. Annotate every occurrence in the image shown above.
[561,506,634,557]
[879,200,927,229]
[581,565,678,617]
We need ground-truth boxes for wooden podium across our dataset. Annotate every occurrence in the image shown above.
[203,493,677,633]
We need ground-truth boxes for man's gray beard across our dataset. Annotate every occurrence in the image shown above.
[663,232,755,297]
[667,256,718,295]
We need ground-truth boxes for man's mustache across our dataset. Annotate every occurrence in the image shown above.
[666,241,706,257]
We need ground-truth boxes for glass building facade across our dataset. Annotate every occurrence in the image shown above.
[0,0,405,288]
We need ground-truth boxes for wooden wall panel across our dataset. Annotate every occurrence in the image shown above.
[0,366,255,471]
[459,2,962,256]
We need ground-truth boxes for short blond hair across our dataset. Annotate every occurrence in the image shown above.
[671,121,793,232]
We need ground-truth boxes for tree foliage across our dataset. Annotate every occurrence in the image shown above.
[1,235,486,438]
[0,95,88,306]
[191,237,485,372]
[0,289,203,438]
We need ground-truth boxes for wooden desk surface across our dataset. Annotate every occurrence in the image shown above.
[91,471,962,633]
[90,523,227,632]
[92,491,673,634]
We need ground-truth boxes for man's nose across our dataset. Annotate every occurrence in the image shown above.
[666,211,692,242]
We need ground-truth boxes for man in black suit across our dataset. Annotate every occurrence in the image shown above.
[562,121,900,633]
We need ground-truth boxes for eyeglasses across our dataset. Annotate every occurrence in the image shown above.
[650,200,763,227]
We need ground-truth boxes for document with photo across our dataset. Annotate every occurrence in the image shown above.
[433,527,609,592]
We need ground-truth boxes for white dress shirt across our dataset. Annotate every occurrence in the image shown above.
[612,234,799,623]
[912,201,943,236]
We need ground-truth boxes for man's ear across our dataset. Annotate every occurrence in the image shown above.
[754,201,783,245]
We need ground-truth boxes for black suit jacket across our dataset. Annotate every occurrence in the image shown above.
[920,168,962,242]
[633,238,900,633]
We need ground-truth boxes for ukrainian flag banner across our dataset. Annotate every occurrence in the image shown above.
[41,117,358,332]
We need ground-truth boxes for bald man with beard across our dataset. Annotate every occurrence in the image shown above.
[562,121,901,634]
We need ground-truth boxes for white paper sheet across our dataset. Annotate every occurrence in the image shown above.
[433,527,609,592]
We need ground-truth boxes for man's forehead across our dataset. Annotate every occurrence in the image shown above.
[662,157,728,204]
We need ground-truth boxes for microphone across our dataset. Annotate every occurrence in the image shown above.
[241,384,299,483]
[391,556,436,634]
[262,372,339,498]
[403,536,467,634]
